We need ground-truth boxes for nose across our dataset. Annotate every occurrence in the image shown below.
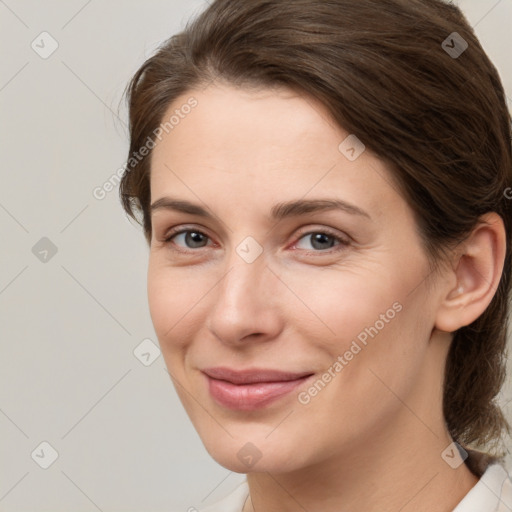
[206,252,283,346]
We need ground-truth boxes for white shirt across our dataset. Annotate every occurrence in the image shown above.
[199,450,512,512]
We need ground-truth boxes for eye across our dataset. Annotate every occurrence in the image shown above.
[164,229,211,249]
[161,226,349,254]
[294,230,349,252]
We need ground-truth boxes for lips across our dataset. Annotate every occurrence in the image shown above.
[202,367,314,410]
[202,367,313,384]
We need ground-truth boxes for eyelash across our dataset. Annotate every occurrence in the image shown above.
[162,226,350,255]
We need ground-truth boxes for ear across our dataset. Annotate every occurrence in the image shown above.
[434,212,506,333]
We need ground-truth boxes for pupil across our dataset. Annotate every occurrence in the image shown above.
[312,233,333,250]
[187,232,206,248]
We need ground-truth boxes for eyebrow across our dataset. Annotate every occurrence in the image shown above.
[150,197,371,221]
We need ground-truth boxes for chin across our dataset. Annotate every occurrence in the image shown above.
[200,433,309,474]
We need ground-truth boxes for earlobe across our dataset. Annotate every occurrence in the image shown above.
[434,212,506,334]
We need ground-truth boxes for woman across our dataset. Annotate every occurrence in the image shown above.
[119,0,512,510]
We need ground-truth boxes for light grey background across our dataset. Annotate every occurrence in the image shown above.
[0,1,511,511]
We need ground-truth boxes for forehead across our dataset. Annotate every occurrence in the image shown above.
[149,83,402,221]
[155,84,337,161]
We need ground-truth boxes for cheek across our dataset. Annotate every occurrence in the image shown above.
[293,296,428,447]
[147,260,205,351]
[281,263,400,347]
[285,260,429,389]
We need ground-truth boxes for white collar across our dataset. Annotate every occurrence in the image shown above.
[453,449,512,512]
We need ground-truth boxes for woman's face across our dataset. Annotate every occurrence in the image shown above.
[148,83,444,472]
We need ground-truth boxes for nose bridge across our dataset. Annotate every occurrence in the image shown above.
[207,247,280,343]
[217,250,268,318]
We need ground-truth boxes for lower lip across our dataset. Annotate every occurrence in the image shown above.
[205,374,313,410]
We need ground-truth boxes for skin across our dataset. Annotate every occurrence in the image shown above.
[147,83,505,512]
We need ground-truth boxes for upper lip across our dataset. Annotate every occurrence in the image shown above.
[202,367,314,385]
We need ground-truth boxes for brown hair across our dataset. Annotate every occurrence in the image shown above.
[119,0,512,457]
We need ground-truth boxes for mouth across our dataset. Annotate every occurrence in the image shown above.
[202,367,315,410]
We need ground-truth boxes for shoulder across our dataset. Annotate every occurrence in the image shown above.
[198,480,249,512]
